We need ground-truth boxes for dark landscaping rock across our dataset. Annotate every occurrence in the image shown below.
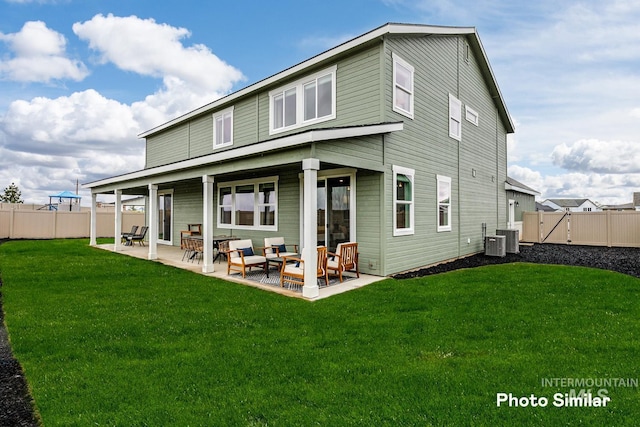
[393,243,640,279]
[0,240,40,427]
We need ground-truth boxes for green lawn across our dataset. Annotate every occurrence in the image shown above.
[1,239,639,426]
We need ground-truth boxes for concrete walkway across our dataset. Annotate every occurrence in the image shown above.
[95,243,385,300]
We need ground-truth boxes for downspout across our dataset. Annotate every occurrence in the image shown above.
[456,37,462,258]
[496,108,500,227]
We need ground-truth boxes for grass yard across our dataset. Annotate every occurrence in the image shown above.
[1,239,639,426]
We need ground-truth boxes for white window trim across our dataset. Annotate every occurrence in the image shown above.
[269,65,337,135]
[437,175,452,232]
[392,53,414,119]
[449,94,462,141]
[213,106,234,149]
[217,176,279,231]
[393,165,415,236]
[465,105,479,126]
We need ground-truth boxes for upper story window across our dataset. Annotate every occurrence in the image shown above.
[218,176,278,231]
[269,66,336,135]
[393,165,415,236]
[449,94,462,141]
[213,107,234,148]
[437,175,452,232]
[392,53,414,119]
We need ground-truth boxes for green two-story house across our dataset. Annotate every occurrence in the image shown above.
[85,22,514,297]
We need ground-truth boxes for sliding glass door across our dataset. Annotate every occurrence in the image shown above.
[317,175,351,252]
[158,191,173,244]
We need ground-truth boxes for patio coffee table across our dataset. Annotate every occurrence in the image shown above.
[266,255,299,278]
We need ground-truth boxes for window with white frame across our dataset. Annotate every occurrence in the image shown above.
[449,94,462,141]
[213,107,234,148]
[437,175,452,232]
[465,105,479,126]
[269,66,336,134]
[217,177,278,230]
[393,165,415,236]
[392,54,414,119]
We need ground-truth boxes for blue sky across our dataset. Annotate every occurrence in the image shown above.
[1,0,639,206]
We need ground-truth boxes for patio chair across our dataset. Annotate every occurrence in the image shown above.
[182,236,194,261]
[189,237,203,264]
[127,226,148,246]
[327,242,359,282]
[280,246,328,288]
[121,225,139,245]
[227,239,267,278]
[263,237,299,258]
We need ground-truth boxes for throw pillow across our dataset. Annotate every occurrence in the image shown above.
[240,247,254,256]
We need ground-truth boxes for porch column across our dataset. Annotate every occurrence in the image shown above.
[202,175,215,273]
[89,193,97,246]
[302,158,319,298]
[114,189,123,251]
[148,184,158,260]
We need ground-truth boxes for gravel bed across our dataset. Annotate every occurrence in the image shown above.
[0,241,638,426]
[394,243,640,279]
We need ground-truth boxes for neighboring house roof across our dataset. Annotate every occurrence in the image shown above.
[536,202,556,212]
[542,198,594,208]
[602,203,636,210]
[505,176,540,196]
[138,22,514,139]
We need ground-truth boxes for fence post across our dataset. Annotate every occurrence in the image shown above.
[52,210,58,239]
[9,208,15,239]
[538,211,543,243]
[606,210,612,247]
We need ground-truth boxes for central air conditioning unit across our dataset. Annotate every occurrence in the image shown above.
[496,229,519,254]
[485,235,506,257]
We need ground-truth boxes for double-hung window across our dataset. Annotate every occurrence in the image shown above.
[213,107,234,148]
[437,175,452,232]
[269,66,336,134]
[449,94,462,141]
[392,53,414,119]
[217,177,278,230]
[393,165,415,236]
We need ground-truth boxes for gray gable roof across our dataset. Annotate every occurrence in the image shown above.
[505,176,540,196]
[139,22,514,139]
[545,198,590,208]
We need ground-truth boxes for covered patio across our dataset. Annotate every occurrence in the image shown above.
[94,241,383,300]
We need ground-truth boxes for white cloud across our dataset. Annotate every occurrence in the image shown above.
[508,164,640,205]
[72,14,244,95]
[0,21,89,82]
[1,89,140,154]
[552,139,640,174]
[0,14,249,202]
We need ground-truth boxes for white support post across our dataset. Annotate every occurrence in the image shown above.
[202,175,215,273]
[148,184,158,260]
[89,193,97,246]
[302,158,320,298]
[114,190,123,251]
